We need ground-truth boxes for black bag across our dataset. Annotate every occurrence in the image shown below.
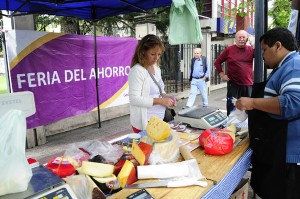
[147,69,176,123]
[163,108,176,123]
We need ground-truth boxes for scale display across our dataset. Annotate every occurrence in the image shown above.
[175,106,228,129]
[31,184,77,199]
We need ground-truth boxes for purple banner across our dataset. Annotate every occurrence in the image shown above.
[10,34,137,129]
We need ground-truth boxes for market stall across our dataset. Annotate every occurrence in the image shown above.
[0,90,251,198]
[109,135,251,199]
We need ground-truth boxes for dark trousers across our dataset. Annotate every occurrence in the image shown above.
[226,81,252,116]
[285,163,300,199]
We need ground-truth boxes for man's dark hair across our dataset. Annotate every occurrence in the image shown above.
[260,27,298,51]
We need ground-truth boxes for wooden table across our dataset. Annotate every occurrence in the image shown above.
[109,135,250,199]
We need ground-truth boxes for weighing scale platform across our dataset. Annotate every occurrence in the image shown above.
[175,106,228,129]
[0,165,76,199]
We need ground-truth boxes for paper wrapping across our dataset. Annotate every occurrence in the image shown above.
[137,159,204,180]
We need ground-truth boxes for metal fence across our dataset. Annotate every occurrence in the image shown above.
[210,44,227,86]
[160,43,227,93]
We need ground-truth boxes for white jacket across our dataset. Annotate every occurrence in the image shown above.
[128,64,164,130]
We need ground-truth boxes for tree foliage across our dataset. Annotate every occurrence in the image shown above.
[268,0,291,28]
[32,2,206,39]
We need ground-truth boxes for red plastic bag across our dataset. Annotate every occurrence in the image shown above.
[46,156,76,178]
[199,128,233,155]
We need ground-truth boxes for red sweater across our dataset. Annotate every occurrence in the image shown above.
[214,45,254,86]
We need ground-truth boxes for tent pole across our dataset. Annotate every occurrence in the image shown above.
[93,20,101,128]
[1,31,12,93]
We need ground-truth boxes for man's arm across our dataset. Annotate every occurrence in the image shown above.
[189,58,194,81]
[236,97,281,115]
[214,47,228,74]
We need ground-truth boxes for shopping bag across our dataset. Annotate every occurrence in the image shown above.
[0,110,33,196]
[163,108,176,123]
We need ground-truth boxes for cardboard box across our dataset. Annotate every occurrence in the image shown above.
[230,178,249,199]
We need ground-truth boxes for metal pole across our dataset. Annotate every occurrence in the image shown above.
[93,20,101,128]
[1,31,12,93]
[253,0,266,83]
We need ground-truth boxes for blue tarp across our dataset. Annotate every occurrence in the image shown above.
[0,0,173,20]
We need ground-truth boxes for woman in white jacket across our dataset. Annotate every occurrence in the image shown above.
[128,34,176,132]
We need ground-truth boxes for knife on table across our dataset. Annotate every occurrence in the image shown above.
[126,178,208,189]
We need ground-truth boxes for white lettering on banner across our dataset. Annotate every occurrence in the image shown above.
[89,68,96,79]
[17,71,61,89]
[52,71,61,84]
[89,65,130,79]
[125,65,130,76]
[65,70,73,82]
[27,73,37,87]
[37,72,47,86]
[98,67,104,78]
[17,74,26,89]
[16,66,130,88]
[65,69,86,82]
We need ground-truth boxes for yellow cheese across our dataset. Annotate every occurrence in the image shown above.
[93,174,117,183]
[146,115,171,141]
[225,124,236,142]
[131,140,145,166]
[131,140,152,166]
[117,160,136,188]
[80,161,114,177]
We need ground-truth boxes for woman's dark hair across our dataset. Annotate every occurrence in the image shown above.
[260,27,298,51]
[130,34,165,68]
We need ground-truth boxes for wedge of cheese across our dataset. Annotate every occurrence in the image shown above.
[80,161,114,177]
[225,124,236,142]
[117,160,137,188]
[131,140,153,166]
[146,115,170,141]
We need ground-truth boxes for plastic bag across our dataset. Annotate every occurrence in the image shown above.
[227,109,248,126]
[199,128,233,155]
[46,156,76,178]
[85,141,123,164]
[147,131,180,165]
[64,175,90,199]
[64,140,123,165]
[0,110,33,196]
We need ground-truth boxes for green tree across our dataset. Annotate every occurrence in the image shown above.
[31,2,208,39]
[268,0,291,28]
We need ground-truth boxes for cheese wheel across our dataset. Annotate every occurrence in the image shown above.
[148,130,180,164]
[146,115,170,141]
[80,161,114,177]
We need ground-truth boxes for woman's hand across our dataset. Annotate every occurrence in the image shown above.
[154,97,176,107]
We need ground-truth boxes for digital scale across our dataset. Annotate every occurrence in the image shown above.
[175,106,228,129]
[0,92,77,199]
[0,165,77,199]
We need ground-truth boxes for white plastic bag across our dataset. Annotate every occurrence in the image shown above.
[0,110,33,196]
